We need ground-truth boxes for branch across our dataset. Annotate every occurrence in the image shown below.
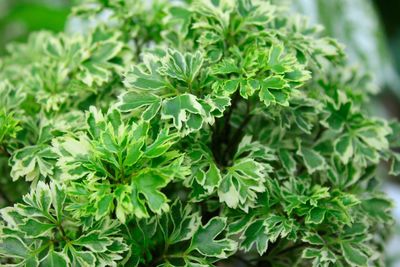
[222,102,254,162]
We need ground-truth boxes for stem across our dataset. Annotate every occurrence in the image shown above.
[223,91,241,140]
[57,223,69,242]
[188,80,193,94]
[223,110,253,162]
[0,146,10,157]
[211,91,242,166]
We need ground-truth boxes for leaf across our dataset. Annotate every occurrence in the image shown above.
[361,197,392,222]
[259,75,288,106]
[211,58,240,75]
[161,94,208,132]
[324,102,351,131]
[306,207,326,224]
[297,144,326,174]
[41,250,68,267]
[95,194,114,220]
[131,171,171,218]
[334,134,353,164]
[71,250,96,266]
[50,182,66,221]
[0,80,26,111]
[124,55,166,90]
[341,242,368,266]
[218,158,266,211]
[390,153,400,176]
[267,45,294,74]
[161,49,204,84]
[0,110,20,144]
[144,129,177,158]
[278,148,296,174]
[264,215,297,243]
[78,39,123,87]
[357,126,389,151]
[123,139,145,167]
[241,219,269,255]
[19,219,56,237]
[117,92,161,112]
[302,247,336,266]
[0,236,29,258]
[302,233,325,246]
[158,200,201,244]
[73,231,113,252]
[189,217,236,258]
[10,145,57,181]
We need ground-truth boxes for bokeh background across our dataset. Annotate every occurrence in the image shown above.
[0,0,399,265]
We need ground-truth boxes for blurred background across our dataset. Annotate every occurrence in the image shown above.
[0,0,399,265]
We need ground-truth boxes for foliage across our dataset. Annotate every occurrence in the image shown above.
[0,0,398,266]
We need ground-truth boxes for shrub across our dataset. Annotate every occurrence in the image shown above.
[0,0,399,266]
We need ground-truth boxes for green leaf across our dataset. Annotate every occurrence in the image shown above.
[361,197,392,222]
[306,207,326,224]
[264,215,297,243]
[73,231,113,252]
[334,134,353,164]
[341,242,368,266]
[78,38,123,87]
[0,236,29,258]
[158,200,201,245]
[117,92,161,112]
[132,171,170,218]
[50,182,66,222]
[211,58,240,75]
[297,144,326,174]
[218,158,266,211]
[161,49,204,84]
[278,148,296,174]
[189,217,236,258]
[124,55,166,90]
[302,247,336,266]
[267,45,294,74]
[95,194,114,220]
[123,139,145,167]
[324,102,351,131]
[144,129,177,158]
[71,250,96,266]
[40,250,68,267]
[259,76,288,106]
[10,145,57,181]
[161,94,208,132]
[302,233,325,245]
[390,153,400,176]
[19,219,56,237]
[241,219,269,255]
